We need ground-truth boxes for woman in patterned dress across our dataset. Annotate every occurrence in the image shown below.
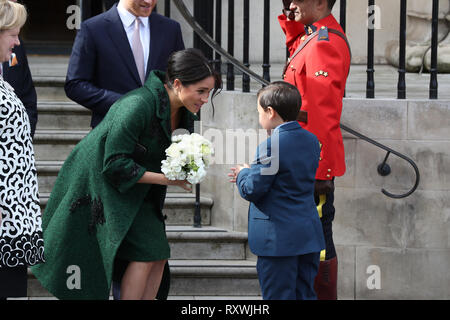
[0,0,44,299]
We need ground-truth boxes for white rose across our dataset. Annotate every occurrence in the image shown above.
[166,143,181,158]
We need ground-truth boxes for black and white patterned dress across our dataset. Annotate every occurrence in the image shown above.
[0,75,44,269]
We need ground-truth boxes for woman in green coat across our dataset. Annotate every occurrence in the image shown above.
[31,49,222,300]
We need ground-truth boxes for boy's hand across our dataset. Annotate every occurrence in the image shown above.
[228,164,250,183]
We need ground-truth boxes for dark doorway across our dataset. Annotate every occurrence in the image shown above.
[19,0,115,55]
[20,0,78,55]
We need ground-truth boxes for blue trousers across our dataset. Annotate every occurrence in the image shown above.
[257,253,320,300]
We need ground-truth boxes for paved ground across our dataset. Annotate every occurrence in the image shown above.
[247,63,450,100]
[28,55,450,100]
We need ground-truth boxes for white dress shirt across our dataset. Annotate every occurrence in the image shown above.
[117,2,151,74]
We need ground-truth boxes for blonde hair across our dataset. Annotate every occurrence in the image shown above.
[0,0,27,31]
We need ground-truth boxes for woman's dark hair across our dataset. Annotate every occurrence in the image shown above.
[165,48,222,115]
[257,81,301,122]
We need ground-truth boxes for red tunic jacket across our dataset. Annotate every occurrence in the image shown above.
[279,14,350,180]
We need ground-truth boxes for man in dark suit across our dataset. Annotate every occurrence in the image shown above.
[2,41,38,137]
[65,0,185,128]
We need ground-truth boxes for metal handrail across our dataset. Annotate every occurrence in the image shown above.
[340,124,420,199]
[172,0,420,199]
[173,0,267,87]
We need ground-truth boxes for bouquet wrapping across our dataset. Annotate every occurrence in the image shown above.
[161,133,213,184]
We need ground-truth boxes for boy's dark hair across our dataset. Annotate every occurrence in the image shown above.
[257,81,301,122]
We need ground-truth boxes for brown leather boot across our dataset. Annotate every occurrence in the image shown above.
[314,256,338,300]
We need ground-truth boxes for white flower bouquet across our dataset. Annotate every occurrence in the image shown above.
[161,133,213,184]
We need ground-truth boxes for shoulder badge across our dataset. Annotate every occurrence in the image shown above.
[318,26,329,42]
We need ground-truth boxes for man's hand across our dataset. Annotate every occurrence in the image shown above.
[282,0,293,8]
[282,0,295,20]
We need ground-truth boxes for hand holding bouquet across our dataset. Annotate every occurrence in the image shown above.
[161,133,213,185]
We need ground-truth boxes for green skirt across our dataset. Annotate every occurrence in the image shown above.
[115,200,170,262]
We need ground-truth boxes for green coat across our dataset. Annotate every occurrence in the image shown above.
[31,71,197,299]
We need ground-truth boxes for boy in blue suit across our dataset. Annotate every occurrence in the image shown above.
[229,81,325,300]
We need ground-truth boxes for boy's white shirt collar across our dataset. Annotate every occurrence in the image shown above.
[274,121,297,131]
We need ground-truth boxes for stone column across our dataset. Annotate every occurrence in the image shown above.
[385,0,450,72]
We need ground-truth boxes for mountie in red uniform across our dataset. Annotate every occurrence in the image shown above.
[279,13,350,180]
[279,13,351,300]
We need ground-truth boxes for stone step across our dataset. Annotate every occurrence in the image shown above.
[29,56,69,79]
[167,226,248,260]
[29,55,68,101]
[33,132,210,194]
[38,192,213,226]
[36,101,91,131]
[35,161,192,195]
[27,259,260,298]
[26,226,259,298]
[168,259,260,297]
[36,87,69,102]
[33,130,87,161]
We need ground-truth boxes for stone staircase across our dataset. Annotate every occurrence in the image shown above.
[26,56,260,299]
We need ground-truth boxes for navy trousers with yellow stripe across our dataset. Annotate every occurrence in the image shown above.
[315,191,336,260]
[314,189,338,300]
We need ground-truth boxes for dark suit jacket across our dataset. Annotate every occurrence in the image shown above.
[236,122,326,257]
[3,41,38,137]
[65,5,185,128]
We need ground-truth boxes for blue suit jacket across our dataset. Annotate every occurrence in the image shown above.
[65,5,184,128]
[236,122,326,257]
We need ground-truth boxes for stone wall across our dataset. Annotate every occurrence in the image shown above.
[385,0,450,72]
[200,91,450,299]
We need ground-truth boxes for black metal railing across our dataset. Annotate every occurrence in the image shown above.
[430,0,439,99]
[366,0,375,99]
[90,0,441,99]
[167,0,441,99]
[171,0,421,221]
[397,0,407,99]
